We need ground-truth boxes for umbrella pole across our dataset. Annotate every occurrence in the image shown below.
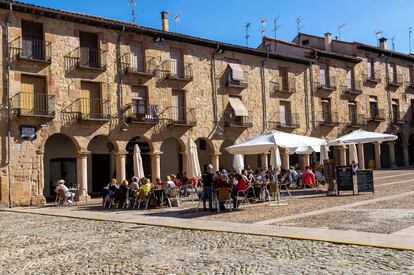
[276,180,280,206]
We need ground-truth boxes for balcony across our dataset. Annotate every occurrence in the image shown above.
[392,111,406,125]
[9,36,51,63]
[316,111,340,126]
[405,80,414,91]
[68,47,107,71]
[368,109,386,122]
[388,74,403,87]
[314,76,337,92]
[122,54,157,77]
[163,60,193,82]
[223,111,253,128]
[167,106,196,127]
[341,80,363,95]
[346,114,367,127]
[363,69,381,84]
[126,104,159,125]
[268,112,299,129]
[269,78,296,94]
[74,98,111,121]
[11,92,55,118]
[226,71,248,89]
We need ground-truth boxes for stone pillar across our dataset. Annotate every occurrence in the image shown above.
[281,149,289,168]
[403,143,410,167]
[150,151,162,181]
[260,153,269,170]
[302,154,310,168]
[31,149,46,205]
[357,143,365,170]
[76,150,90,202]
[338,145,346,166]
[374,142,382,169]
[116,150,127,183]
[388,141,396,168]
[211,151,221,172]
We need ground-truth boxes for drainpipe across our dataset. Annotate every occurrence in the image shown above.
[211,50,218,128]
[384,56,393,123]
[6,1,13,208]
[303,64,310,134]
[117,25,127,130]
[260,58,267,132]
[309,61,315,130]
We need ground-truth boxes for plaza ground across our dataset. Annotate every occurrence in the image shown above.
[1,168,414,273]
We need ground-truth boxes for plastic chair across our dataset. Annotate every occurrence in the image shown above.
[166,187,180,207]
[279,179,292,199]
[215,188,233,212]
[133,189,150,210]
[266,181,278,202]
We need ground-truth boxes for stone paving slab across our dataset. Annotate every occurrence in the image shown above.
[2,205,414,251]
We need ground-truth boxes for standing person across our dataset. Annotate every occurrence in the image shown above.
[201,164,214,211]
[55,179,75,204]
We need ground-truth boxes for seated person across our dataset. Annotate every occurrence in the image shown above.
[289,166,301,188]
[170,174,181,188]
[55,179,75,204]
[103,178,118,200]
[153,177,163,189]
[351,160,359,174]
[315,167,326,183]
[114,180,129,207]
[280,170,293,184]
[164,176,176,191]
[231,174,247,209]
[301,166,316,188]
[213,173,231,190]
[141,178,152,196]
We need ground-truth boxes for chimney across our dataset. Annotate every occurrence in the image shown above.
[161,11,169,32]
[324,32,332,51]
[379,37,387,50]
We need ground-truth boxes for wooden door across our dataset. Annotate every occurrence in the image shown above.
[80,82,101,118]
[346,69,352,89]
[79,32,98,67]
[319,64,327,86]
[131,86,147,118]
[388,63,395,82]
[279,67,288,90]
[279,103,287,125]
[21,20,43,59]
[322,100,330,121]
[172,91,184,122]
[170,47,183,77]
[21,75,46,114]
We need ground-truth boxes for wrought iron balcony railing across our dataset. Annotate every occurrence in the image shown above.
[392,111,406,124]
[314,76,337,91]
[268,112,299,129]
[341,79,363,95]
[9,36,52,63]
[226,71,249,88]
[163,60,193,81]
[74,98,111,121]
[122,54,157,76]
[316,111,340,126]
[388,73,403,87]
[126,104,159,124]
[223,110,253,128]
[11,92,55,118]
[363,69,381,84]
[346,114,367,127]
[367,108,386,122]
[167,106,196,127]
[67,47,107,70]
[269,77,296,94]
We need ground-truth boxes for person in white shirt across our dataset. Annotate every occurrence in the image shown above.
[55,179,75,204]
[164,175,176,190]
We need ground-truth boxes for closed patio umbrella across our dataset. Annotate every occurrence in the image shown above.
[270,146,281,169]
[133,144,145,179]
[232,139,244,173]
[186,138,202,178]
[348,144,358,165]
[319,138,330,165]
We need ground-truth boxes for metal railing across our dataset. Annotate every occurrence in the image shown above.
[74,98,111,120]
[368,108,386,122]
[388,73,403,86]
[68,47,107,70]
[269,77,296,93]
[314,75,336,91]
[126,104,159,124]
[9,36,51,62]
[363,69,381,83]
[122,54,157,75]
[163,60,193,81]
[11,92,55,117]
[226,71,249,88]
[341,79,363,95]
[168,106,196,126]
[392,110,405,124]
[316,111,339,126]
[268,112,299,129]
[223,110,253,128]
[346,114,367,127]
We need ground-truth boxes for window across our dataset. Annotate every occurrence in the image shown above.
[411,100,414,122]
[170,47,184,77]
[388,62,397,83]
[21,75,46,114]
[130,41,144,72]
[79,31,99,68]
[279,101,291,126]
[171,90,185,122]
[392,99,400,122]
[410,66,414,86]
[319,64,329,86]
[348,101,356,123]
[131,86,147,117]
[369,96,378,118]
[21,20,44,59]
[367,58,374,78]
[80,82,101,117]
[346,68,354,89]
[279,67,289,90]
[321,98,331,121]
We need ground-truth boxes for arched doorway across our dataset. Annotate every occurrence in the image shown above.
[409,134,414,166]
[195,138,212,174]
[87,136,116,194]
[126,137,152,180]
[44,134,77,199]
[160,137,184,178]
[219,139,234,171]
[395,133,404,167]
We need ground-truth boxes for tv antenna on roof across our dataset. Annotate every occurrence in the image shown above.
[409,27,412,54]
[337,23,346,40]
[259,18,267,37]
[128,0,136,24]
[375,30,383,45]
[245,22,251,47]
[391,36,396,51]
[172,13,181,31]
[273,16,281,40]
[296,16,303,34]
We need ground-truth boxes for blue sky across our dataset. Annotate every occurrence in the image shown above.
[21,0,414,53]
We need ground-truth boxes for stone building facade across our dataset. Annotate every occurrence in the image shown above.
[0,2,412,206]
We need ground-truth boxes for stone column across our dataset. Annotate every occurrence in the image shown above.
[403,143,410,167]
[388,141,396,168]
[211,151,221,172]
[338,145,346,166]
[150,151,162,181]
[260,153,269,170]
[281,149,290,168]
[302,154,310,168]
[115,150,127,183]
[31,149,46,205]
[357,143,365,170]
[76,150,90,202]
[374,142,382,169]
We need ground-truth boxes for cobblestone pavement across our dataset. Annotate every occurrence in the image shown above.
[1,212,414,274]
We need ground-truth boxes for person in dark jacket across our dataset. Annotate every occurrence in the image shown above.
[201,164,214,211]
